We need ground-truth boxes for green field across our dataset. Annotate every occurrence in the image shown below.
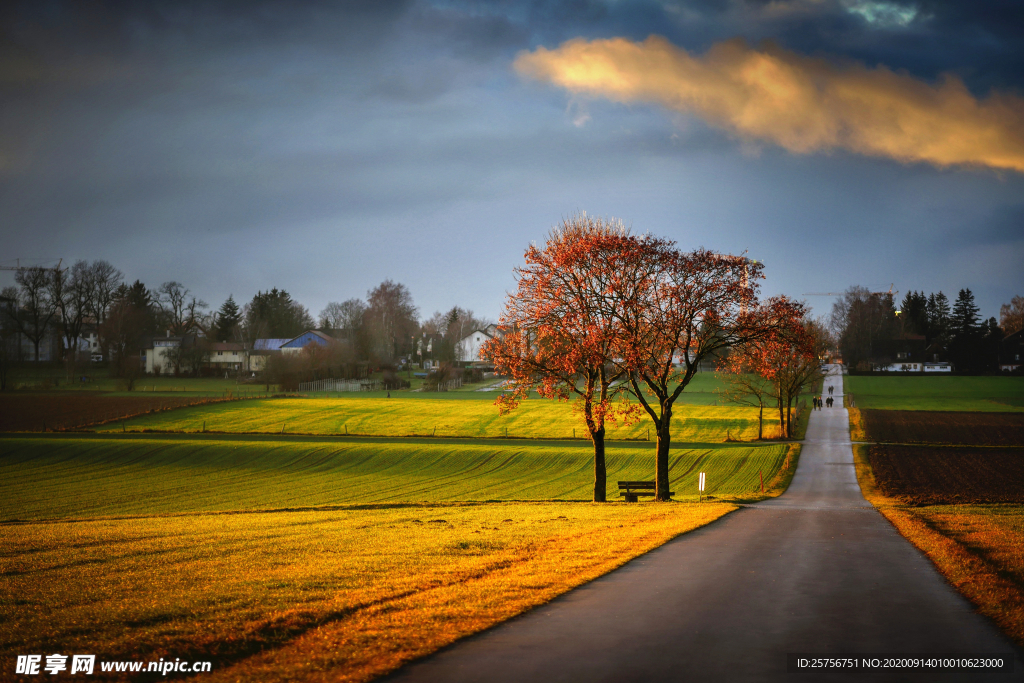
[91,396,777,441]
[844,375,1024,411]
[0,386,798,682]
[0,436,792,519]
[0,432,792,681]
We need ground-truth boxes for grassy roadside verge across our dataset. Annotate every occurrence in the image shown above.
[2,502,733,683]
[763,443,801,499]
[847,407,867,441]
[851,444,1024,648]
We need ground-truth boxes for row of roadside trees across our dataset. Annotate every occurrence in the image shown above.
[483,214,813,503]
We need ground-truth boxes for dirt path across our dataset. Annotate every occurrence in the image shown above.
[384,367,1023,682]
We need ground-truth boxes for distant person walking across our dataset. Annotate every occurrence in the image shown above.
[828,385,834,396]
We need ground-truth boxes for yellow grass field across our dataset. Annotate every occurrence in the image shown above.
[94,397,780,442]
[852,445,1024,648]
[2,502,732,682]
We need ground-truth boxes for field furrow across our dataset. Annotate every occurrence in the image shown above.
[0,437,792,520]
[88,398,776,442]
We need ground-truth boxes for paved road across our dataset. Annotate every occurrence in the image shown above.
[386,369,1023,682]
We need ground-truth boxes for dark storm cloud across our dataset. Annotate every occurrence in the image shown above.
[1,0,1021,320]
[442,0,1024,93]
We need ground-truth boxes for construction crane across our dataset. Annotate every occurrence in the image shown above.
[0,258,64,273]
[804,284,898,298]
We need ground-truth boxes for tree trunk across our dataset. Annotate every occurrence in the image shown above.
[777,397,786,440]
[655,406,672,501]
[757,403,763,440]
[592,426,606,502]
[786,397,794,438]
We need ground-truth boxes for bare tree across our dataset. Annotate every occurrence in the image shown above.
[10,267,59,362]
[51,260,93,379]
[99,294,147,387]
[830,286,898,370]
[86,260,123,327]
[716,355,774,440]
[319,299,366,331]
[157,281,207,336]
[0,288,17,389]
[366,281,418,363]
[1001,295,1024,335]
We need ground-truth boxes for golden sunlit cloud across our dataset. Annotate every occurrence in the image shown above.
[514,36,1024,173]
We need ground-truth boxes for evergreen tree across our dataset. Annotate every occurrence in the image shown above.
[948,289,982,372]
[950,288,980,335]
[119,280,158,336]
[899,290,928,336]
[926,291,950,341]
[243,289,314,339]
[214,295,241,342]
[983,317,1004,372]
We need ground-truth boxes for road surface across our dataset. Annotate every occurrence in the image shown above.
[386,369,1022,682]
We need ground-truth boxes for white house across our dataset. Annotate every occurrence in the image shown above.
[279,330,337,355]
[874,362,923,372]
[457,325,497,364]
[208,342,246,372]
[249,338,288,372]
[142,337,182,375]
[874,361,951,372]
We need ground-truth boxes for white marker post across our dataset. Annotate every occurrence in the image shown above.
[699,471,706,503]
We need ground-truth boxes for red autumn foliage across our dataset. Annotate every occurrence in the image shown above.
[486,212,806,502]
[483,213,648,502]
[611,244,806,499]
[722,317,823,439]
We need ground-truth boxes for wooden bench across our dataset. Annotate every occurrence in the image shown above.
[618,481,674,502]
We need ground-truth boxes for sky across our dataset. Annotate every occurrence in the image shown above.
[2,0,1022,324]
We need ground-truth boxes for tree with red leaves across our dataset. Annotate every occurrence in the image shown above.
[612,246,805,500]
[721,316,824,439]
[483,213,651,502]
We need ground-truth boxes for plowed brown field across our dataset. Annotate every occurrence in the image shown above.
[0,394,236,432]
[868,444,1024,505]
[862,409,1024,446]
